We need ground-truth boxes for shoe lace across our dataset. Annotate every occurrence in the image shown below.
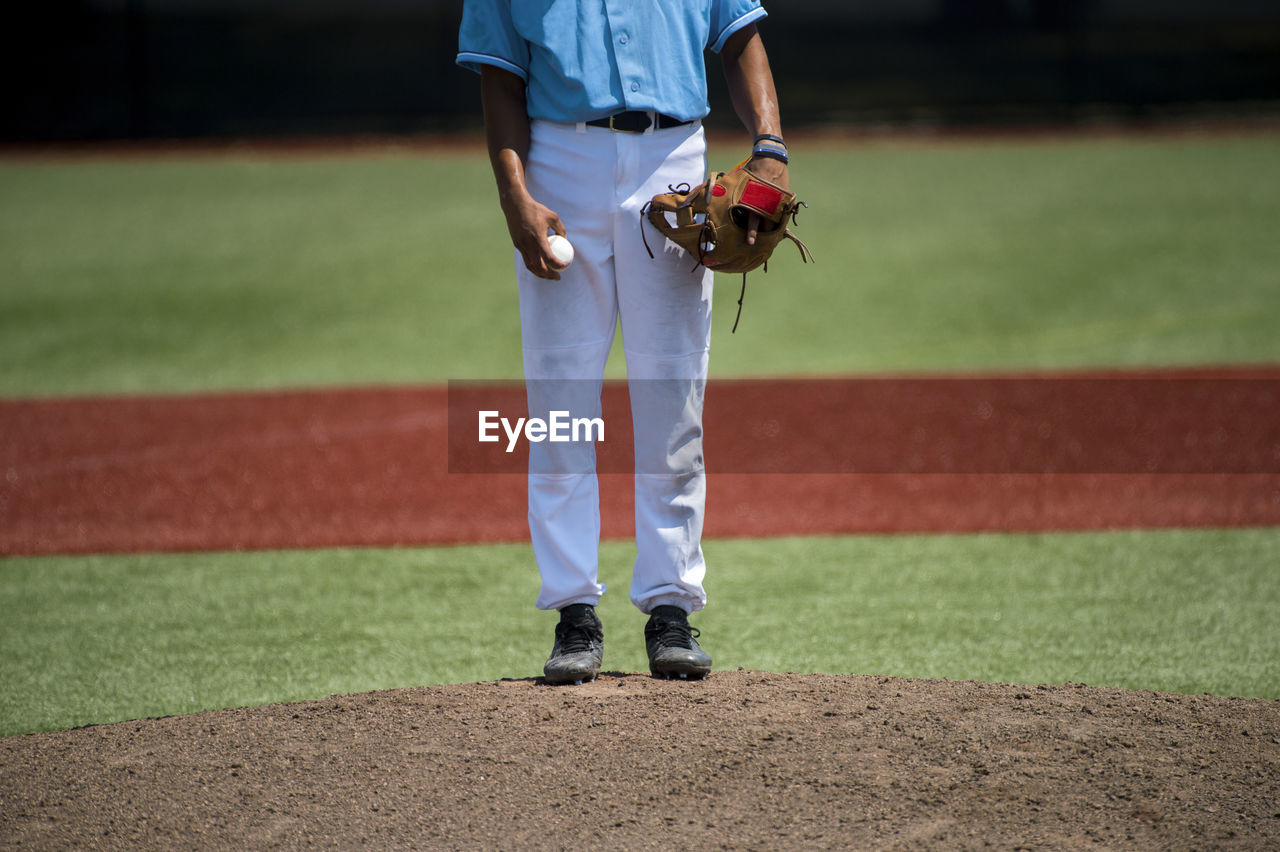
[555,615,600,654]
[652,615,700,650]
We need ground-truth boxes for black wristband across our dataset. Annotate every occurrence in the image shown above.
[750,147,789,165]
[753,133,787,149]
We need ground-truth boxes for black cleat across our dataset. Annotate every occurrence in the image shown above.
[543,603,604,685]
[645,605,712,680]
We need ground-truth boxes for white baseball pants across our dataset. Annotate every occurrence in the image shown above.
[517,117,713,615]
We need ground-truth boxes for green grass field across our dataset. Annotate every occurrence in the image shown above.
[2,133,1278,736]
[2,134,1278,395]
[3,529,1277,736]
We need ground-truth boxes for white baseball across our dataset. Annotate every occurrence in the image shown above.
[547,234,575,267]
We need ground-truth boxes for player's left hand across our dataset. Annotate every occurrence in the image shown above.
[743,158,790,245]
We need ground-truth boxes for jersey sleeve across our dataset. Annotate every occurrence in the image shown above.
[456,0,530,80]
[708,0,768,53]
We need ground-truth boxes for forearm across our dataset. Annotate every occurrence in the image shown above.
[721,24,787,187]
[480,66,534,210]
[478,65,567,279]
[721,24,783,143]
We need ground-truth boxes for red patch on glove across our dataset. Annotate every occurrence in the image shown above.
[739,180,783,216]
[712,184,727,197]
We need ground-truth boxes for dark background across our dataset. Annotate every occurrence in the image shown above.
[6,0,1280,142]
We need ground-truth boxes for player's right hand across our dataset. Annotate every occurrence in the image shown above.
[502,194,567,281]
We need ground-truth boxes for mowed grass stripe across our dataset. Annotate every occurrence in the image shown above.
[2,134,1279,397]
[3,527,1277,736]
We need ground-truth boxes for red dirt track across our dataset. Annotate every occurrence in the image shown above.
[3,368,1278,556]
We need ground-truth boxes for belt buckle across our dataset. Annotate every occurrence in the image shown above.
[611,111,652,133]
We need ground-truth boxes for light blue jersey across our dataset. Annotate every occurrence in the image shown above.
[457,0,766,123]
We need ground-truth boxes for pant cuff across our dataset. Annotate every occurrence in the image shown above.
[640,595,700,615]
[539,594,601,612]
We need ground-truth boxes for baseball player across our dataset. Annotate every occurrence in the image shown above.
[457,0,791,684]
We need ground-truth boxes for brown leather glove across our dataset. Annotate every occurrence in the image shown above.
[643,166,812,330]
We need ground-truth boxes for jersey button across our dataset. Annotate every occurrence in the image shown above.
[619,33,629,45]
[630,81,640,92]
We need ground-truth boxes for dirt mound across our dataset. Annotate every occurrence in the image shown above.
[2,671,1277,849]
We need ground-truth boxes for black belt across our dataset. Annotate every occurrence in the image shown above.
[585,111,693,133]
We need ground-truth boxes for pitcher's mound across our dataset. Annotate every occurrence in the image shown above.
[3,670,1277,849]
